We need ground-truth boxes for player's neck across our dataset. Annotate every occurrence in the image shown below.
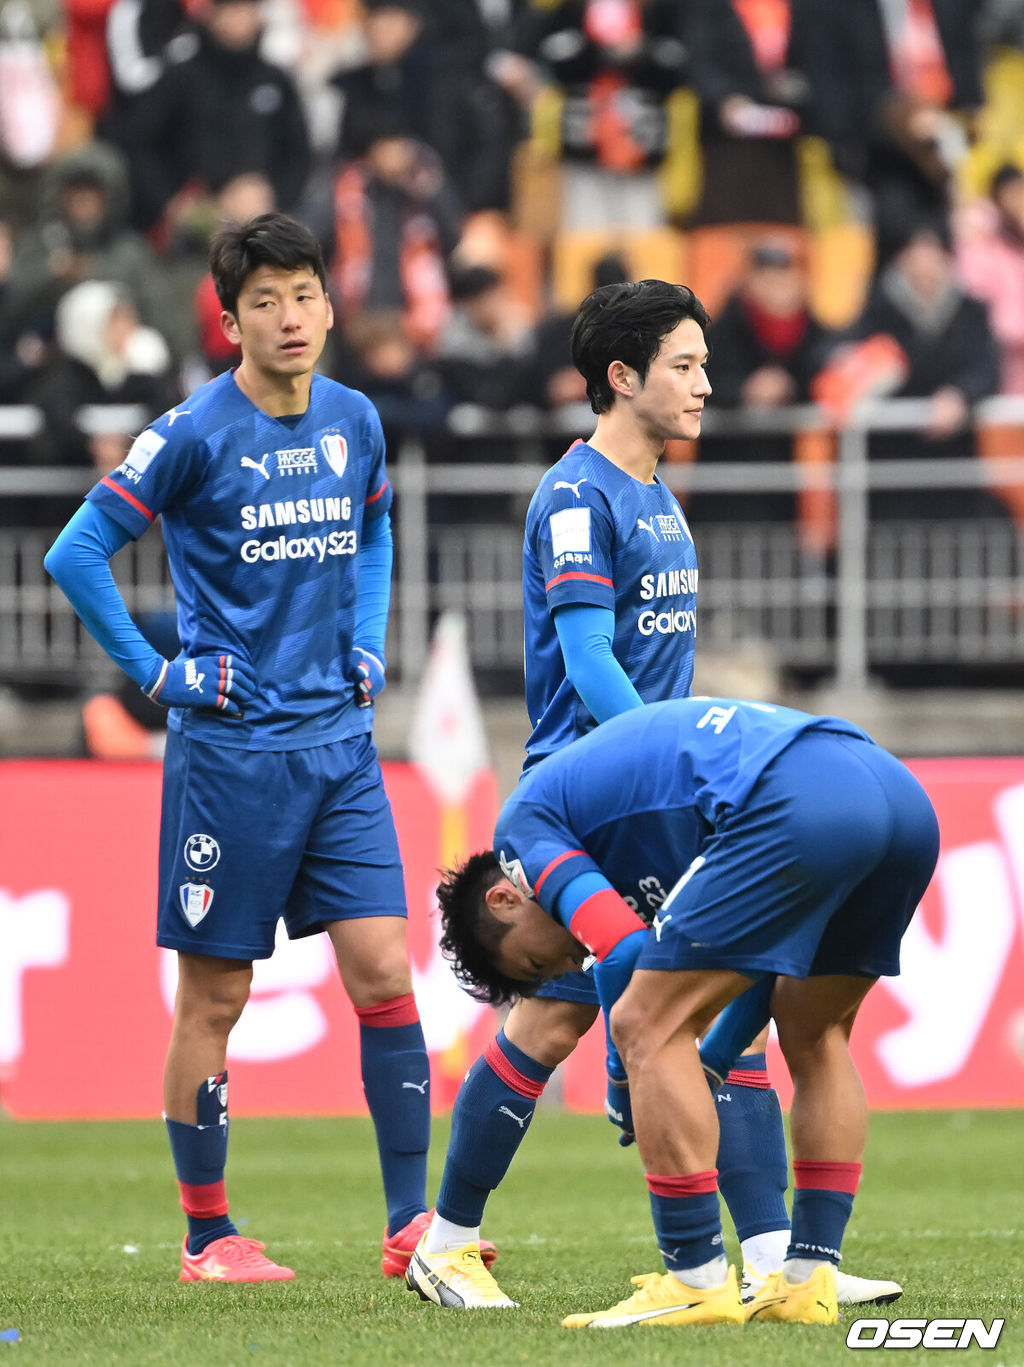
[588,414,662,485]
[233,363,314,418]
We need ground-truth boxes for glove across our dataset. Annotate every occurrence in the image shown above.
[346,647,386,708]
[143,654,256,718]
[605,1071,635,1147]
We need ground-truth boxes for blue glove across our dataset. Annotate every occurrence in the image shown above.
[605,1071,635,1147]
[143,654,256,718]
[346,647,386,708]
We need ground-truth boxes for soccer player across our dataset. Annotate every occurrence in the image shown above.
[406,279,899,1311]
[44,212,435,1282]
[428,697,940,1326]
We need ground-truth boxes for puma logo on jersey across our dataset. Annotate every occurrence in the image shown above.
[402,1079,429,1094]
[166,407,191,427]
[241,453,272,480]
[637,517,658,538]
[498,1105,531,1128]
[553,478,587,497]
[652,912,673,941]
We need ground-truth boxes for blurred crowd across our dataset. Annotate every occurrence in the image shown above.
[2,0,1024,540]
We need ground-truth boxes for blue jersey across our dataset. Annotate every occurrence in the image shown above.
[494,698,868,921]
[88,370,392,750]
[523,441,698,764]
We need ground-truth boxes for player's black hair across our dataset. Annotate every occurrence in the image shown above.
[570,279,711,414]
[210,212,328,315]
[436,850,539,1007]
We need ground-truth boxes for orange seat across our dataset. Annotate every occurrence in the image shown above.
[551,227,688,313]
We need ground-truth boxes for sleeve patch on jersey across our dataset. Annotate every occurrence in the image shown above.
[549,507,591,559]
[123,428,166,475]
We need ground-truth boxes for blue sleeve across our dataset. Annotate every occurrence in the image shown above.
[698,975,776,1085]
[44,503,166,690]
[553,602,643,722]
[555,870,647,1080]
[353,510,392,659]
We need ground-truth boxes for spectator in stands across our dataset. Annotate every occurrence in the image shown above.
[29,279,178,481]
[191,172,276,378]
[333,310,449,451]
[437,262,535,411]
[683,0,821,226]
[432,261,536,521]
[494,0,690,230]
[5,142,171,349]
[118,0,310,234]
[525,251,629,459]
[0,216,47,403]
[332,124,463,351]
[846,219,1005,521]
[101,0,191,147]
[804,0,983,265]
[688,235,840,525]
[956,162,1024,395]
[332,0,518,216]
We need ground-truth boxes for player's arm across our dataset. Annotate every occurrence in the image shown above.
[553,603,644,721]
[345,510,392,707]
[44,502,254,715]
[553,869,648,1142]
[698,975,777,1086]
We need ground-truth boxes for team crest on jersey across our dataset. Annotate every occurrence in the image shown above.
[179,883,214,927]
[320,433,348,479]
[498,850,534,897]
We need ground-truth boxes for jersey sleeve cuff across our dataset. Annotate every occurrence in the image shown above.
[569,889,647,961]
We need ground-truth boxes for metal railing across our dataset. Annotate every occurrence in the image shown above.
[3,398,1024,692]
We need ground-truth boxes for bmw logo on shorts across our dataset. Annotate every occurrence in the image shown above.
[184,832,221,872]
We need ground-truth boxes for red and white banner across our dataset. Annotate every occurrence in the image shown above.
[1,757,1023,1117]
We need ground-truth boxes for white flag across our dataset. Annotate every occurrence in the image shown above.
[408,613,490,805]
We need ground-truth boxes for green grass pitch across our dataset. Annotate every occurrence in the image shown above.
[1,1109,1021,1366]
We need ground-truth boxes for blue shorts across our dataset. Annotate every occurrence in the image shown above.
[536,966,599,1005]
[637,731,939,980]
[157,729,406,960]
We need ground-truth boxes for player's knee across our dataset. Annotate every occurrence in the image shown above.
[507,998,596,1067]
[608,994,647,1063]
[177,977,251,1040]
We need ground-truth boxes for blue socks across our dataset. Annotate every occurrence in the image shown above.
[715,1054,790,1242]
[646,1170,724,1277]
[165,1071,238,1255]
[789,1161,862,1265]
[355,995,430,1236]
[436,1029,554,1227]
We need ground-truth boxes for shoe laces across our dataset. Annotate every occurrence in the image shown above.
[626,1272,677,1305]
[449,1246,503,1293]
[215,1236,272,1266]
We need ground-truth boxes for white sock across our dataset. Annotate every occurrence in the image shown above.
[667,1253,729,1289]
[783,1256,830,1284]
[741,1229,791,1276]
[424,1213,480,1256]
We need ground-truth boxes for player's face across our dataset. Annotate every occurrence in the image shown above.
[632,317,711,442]
[486,881,589,988]
[223,265,333,380]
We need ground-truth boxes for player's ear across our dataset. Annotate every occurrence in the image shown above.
[485,880,523,915]
[324,292,335,330]
[221,310,241,346]
[608,359,634,398]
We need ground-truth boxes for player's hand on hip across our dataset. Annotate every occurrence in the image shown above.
[143,654,256,717]
[346,647,386,708]
[605,1071,635,1147]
